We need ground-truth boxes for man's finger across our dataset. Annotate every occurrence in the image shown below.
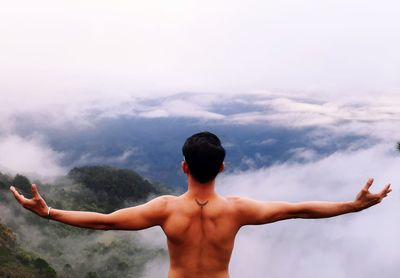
[31,184,41,199]
[363,178,374,191]
[379,184,391,196]
[9,186,25,204]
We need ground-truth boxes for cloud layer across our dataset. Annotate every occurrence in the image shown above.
[0,134,64,177]
[2,92,400,178]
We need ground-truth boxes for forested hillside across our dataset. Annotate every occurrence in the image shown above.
[0,166,171,278]
[0,221,56,278]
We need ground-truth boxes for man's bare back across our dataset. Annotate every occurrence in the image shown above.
[163,194,239,278]
[8,132,391,277]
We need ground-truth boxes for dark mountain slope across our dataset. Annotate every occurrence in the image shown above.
[0,221,57,278]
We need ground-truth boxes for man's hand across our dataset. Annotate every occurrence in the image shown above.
[354,178,391,211]
[10,184,49,218]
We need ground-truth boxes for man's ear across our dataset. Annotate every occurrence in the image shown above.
[219,162,225,173]
[182,161,189,174]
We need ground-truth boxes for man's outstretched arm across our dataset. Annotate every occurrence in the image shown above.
[234,178,391,226]
[10,184,172,230]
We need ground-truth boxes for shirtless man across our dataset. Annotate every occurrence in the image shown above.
[10,132,391,277]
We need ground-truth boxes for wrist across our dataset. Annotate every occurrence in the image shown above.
[47,207,52,219]
[351,200,364,212]
[37,206,51,218]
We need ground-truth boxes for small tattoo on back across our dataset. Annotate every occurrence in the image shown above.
[195,199,209,207]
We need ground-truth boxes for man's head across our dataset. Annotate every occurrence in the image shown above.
[182,131,225,184]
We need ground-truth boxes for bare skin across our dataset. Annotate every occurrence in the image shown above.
[9,161,391,277]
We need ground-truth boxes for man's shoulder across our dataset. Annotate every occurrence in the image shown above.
[225,195,250,204]
[151,195,178,204]
[154,194,178,200]
[146,195,178,217]
[224,196,261,212]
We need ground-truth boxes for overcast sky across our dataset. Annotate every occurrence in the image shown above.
[1,0,399,102]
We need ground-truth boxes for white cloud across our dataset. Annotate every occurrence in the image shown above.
[226,94,400,141]
[138,99,226,120]
[258,138,277,146]
[73,148,136,166]
[287,147,320,162]
[0,134,65,177]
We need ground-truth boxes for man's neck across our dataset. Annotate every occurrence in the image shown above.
[185,176,217,201]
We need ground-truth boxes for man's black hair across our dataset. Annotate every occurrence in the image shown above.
[182,131,225,183]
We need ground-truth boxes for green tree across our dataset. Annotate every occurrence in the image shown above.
[34,258,49,270]
[33,258,57,277]
[68,166,161,212]
[12,174,31,195]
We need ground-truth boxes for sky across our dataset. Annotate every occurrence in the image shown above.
[1,1,400,277]
[1,0,400,99]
